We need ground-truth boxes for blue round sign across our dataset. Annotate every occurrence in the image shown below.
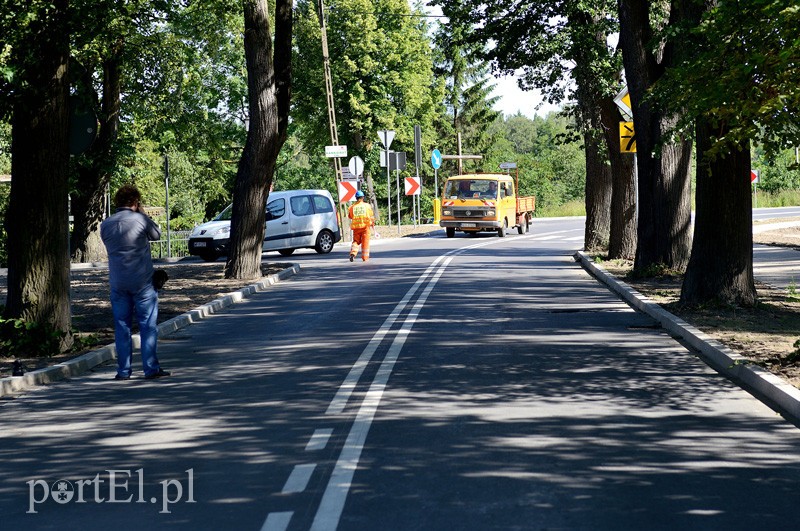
[431,149,442,170]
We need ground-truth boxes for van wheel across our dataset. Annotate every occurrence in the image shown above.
[199,252,218,262]
[315,230,335,254]
[498,219,507,237]
[446,227,455,238]
[278,249,295,256]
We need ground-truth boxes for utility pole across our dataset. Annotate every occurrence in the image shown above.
[316,0,348,237]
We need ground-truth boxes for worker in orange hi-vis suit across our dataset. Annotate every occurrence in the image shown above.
[348,190,375,262]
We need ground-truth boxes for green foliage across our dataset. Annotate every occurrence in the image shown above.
[0,314,66,358]
[754,148,800,195]
[292,0,443,186]
[654,1,800,159]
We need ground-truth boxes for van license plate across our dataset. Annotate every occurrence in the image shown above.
[461,223,476,228]
[194,242,206,247]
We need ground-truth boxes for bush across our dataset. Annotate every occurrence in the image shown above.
[0,316,66,358]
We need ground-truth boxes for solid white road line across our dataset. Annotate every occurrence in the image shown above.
[310,258,453,531]
[261,511,293,531]
[325,256,447,415]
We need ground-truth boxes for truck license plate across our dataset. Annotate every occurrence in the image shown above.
[461,223,476,228]
[194,242,206,247]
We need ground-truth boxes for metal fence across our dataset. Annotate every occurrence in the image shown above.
[151,230,192,260]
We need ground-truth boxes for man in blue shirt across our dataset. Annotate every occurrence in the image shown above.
[100,185,170,380]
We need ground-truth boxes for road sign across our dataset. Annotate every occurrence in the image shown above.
[751,169,760,183]
[499,162,517,169]
[377,130,395,150]
[405,176,420,196]
[431,149,442,169]
[614,86,632,120]
[337,181,357,202]
[380,151,407,170]
[348,156,364,177]
[325,145,347,158]
[341,167,358,181]
[619,122,636,153]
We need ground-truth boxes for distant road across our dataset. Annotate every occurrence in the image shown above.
[752,206,800,221]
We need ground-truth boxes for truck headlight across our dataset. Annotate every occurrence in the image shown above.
[443,209,452,216]
[486,210,495,216]
[212,226,230,236]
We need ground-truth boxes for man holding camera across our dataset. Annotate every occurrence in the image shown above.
[100,184,170,380]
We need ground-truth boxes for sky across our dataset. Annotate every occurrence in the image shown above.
[491,76,561,119]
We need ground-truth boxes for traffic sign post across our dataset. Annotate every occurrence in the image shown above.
[348,156,364,178]
[325,145,347,158]
[431,149,442,201]
[405,177,420,196]
[614,86,632,120]
[751,169,760,208]
[337,181,357,203]
[378,131,395,227]
[619,122,636,153]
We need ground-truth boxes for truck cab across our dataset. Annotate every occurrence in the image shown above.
[439,173,529,237]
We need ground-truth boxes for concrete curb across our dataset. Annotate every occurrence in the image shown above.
[575,251,800,424]
[0,264,301,398]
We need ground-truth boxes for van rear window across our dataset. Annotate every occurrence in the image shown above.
[312,195,334,213]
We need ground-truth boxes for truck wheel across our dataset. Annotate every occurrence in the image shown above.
[446,227,455,238]
[498,219,507,238]
[518,216,528,234]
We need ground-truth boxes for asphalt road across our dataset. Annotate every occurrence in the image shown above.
[2,213,800,530]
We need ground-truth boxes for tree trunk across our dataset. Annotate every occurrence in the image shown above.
[600,96,637,260]
[71,53,122,262]
[618,0,693,272]
[5,0,72,349]
[225,0,292,280]
[681,130,755,305]
[583,128,612,252]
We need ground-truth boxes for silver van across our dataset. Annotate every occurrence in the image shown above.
[188,189,341,261]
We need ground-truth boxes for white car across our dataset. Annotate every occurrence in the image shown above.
[188,189,341,261]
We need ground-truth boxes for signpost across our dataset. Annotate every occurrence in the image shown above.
[348,156,364,179]
[405,176,420,196]
[325,145,347,158]
[619,122,636,153]
[378,130,395,226]
[431,148,442,200]
[337,181,357,203]
[751,169,760,208]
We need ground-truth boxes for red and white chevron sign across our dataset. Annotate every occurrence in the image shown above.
[404,177,420,196]
[338,181,357,203]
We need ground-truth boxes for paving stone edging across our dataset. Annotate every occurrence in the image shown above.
[0,264,301,398]
[575,251,800,425]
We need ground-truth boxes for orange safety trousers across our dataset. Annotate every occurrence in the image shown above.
[350,228,371,261]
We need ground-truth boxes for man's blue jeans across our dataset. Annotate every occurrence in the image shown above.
[110,284,160,378]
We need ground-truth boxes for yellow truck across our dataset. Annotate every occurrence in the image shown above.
[439,173,535,237]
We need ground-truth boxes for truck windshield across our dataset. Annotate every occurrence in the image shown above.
[444,179,498,199]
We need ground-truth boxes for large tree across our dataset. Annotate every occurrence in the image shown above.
[224,0,292,279]
[1,0,72,347]
[673,0,800,305]
[617,0,694,272]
